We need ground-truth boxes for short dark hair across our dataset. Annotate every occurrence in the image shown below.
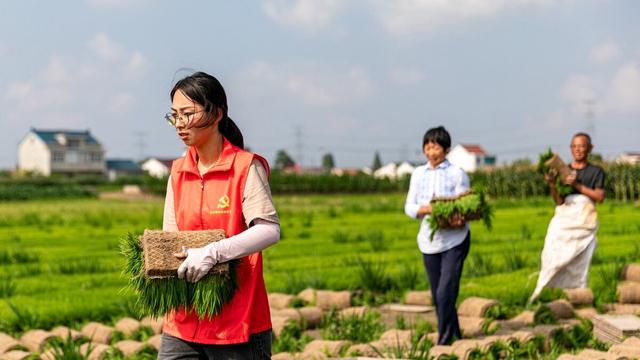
[423,126,451,150]
[572,132,592,146]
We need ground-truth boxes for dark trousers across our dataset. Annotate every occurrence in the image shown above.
[157,331,272,360]
[422,232,470,345]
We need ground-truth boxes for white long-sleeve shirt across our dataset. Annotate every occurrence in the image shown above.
[163,159,280,262]
[404,160,470,254]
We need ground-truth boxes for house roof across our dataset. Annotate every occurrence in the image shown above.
[32,128,100,145]
[106,159,141,171]
[460,144,487,155]
[621,152,640,157]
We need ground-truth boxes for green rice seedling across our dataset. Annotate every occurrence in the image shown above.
[535,287,566,304]
[0,249,10,264]
[331,230,351,244]
[520,224,532,240]
[283,272,326,294]
[117,296,142,319]
[0,248,40,265]
[592,260,625,306]
[628,242,640,262]
[395,315,407,330]
[11,249,40,264]
[502,243,528,271]
[8,233,21,243]
[272,321,312,353]
[321,308,385,343]
[483,340,509,360]
[120,232,238,319]
[427,190,493,240]
[533,304,556,325]
[481,318,498,335]
[354,257,394,293]
[300,211,314,227]
[13,263,43,278]
[297,230,311,239]
[289,297,306,308]
[131,326,156,342]
[55,259,109,275]
[537,148,573,197]
[367,229,387,252]
[18,212,43,227]
[0,276,16,298]
[327,206,338,218]
[46,333,90,360]
[2,300,41,332]
[395,263,421,291]
[484,304,512,321]
[378,330,433,360]
[412,319,434,340]
[109,331,126,346]
[464,252,496,277]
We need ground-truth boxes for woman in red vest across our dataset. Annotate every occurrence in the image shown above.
[158,71,280,359]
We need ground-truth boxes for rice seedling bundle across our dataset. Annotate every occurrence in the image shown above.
[427,190,493,240]
[121,229,237,319]
[537,148,573,197]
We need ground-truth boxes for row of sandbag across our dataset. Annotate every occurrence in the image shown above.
[618,264,640,304]
[0,316,162,360]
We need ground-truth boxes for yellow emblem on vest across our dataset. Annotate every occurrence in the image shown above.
[217,195,230,209]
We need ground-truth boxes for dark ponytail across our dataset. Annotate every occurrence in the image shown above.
[218,116,244,149]
[170,71,244,149]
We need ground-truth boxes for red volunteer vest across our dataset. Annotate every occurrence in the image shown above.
[162,138,272,344]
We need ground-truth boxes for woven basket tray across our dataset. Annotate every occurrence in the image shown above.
[141,229,227,279]
[431,191,481,229]
[436,210,482,229]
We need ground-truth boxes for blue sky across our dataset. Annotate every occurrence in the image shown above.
[1,0,639,169]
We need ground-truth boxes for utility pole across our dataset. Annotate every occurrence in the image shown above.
[583,98,595,136]
[294,126,303,168]
[133,131,147,161]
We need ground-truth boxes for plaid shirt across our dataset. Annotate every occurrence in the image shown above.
[404,159,470,254]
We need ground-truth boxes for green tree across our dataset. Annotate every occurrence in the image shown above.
[321,153,335,172]
[372,151,382,171]
[275,150,296,170]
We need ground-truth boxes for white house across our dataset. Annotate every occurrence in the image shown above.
[396,161,415,178]
[447,144,496,173]
[372,162,415,179]
[373,162,397,179]
[106,159,143,181]
[617,152,640,165]
[141,157,174,178]
[17,128,105,176]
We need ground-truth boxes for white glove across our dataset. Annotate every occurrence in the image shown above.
[174,244,219,283]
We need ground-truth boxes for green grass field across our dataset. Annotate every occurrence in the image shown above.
[0,194,639,332]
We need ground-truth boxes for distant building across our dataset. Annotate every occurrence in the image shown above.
[617,152,640,165]
[447,144,496,172]
[373,161,415,179]
[141,157,174,178]
[396,162,415,178]
[17,128,105,176]
[331,167,362,176]
[106,159,143,181]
